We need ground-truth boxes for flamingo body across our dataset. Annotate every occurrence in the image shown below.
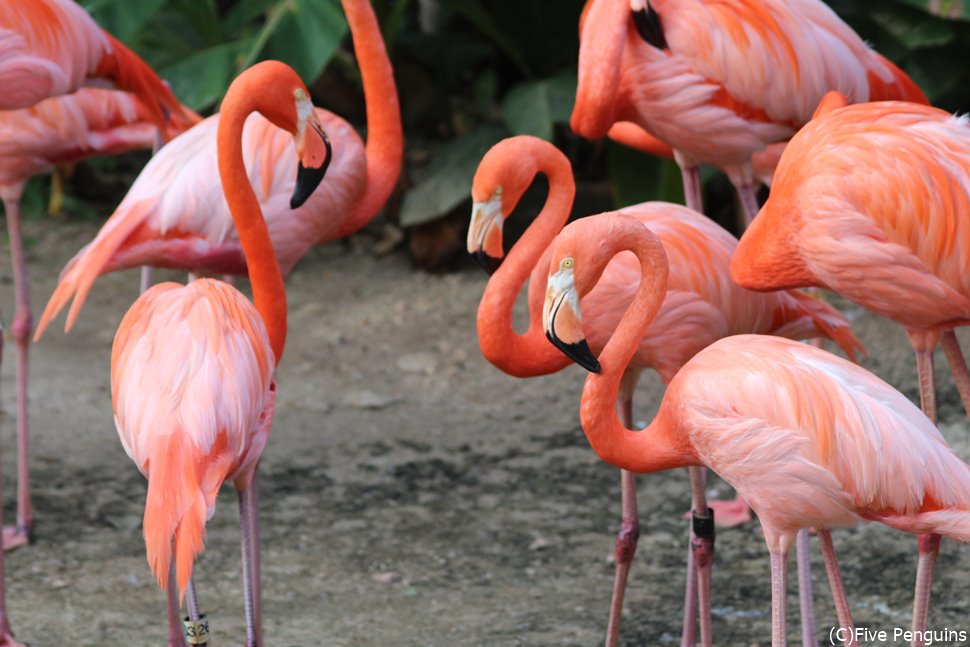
[573,0,927,190]
[731,101,970,337]
[112,278,275,591]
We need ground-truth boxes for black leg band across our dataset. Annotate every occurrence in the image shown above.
[692,507,715,540]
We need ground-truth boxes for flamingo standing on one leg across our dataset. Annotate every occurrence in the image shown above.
[543,213,970,647]
[111,60,329,647]
[571,0,928,224]
[468,136,864,647]
[0,88,198,548]
[33,0,401,339]
[0,0,196,132]
[731,96,970,646]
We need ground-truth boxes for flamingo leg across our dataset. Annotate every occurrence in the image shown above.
[681,541,697,647]
[911,534,941,647]
[817,529,857,647]
[0,335,23,647]
[795,529,817,647]
[688,467,713,647]
[914,348,937,425]
[140,267,154,294]
[238,479,263,647]
[770,550,788,647]
[680,164,703,215]
[182,578,209,647]
[2,195,32,548]
[736,183,760,229]
[166,562,187,647]
[940,330,970,418]
[604,397,639,647]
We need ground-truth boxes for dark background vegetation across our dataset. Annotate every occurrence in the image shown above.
[38,0,970,268]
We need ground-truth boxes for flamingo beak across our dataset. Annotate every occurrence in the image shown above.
[467,192,504,275]
[292,112,332,209]
[543,266,601,373]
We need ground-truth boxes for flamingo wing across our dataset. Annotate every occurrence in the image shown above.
[111,278,275,592]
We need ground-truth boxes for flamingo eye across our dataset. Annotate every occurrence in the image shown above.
[561,258,574,270]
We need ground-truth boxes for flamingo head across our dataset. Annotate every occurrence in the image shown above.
[468,137,548,275]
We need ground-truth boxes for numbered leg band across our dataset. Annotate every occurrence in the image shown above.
[183,614,210,645]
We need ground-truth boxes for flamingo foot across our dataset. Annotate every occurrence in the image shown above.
[2,527,29,551]
[683,497,752,528]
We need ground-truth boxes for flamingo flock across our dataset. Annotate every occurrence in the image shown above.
[0,0,968,645]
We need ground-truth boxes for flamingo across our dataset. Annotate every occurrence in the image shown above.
[33,0,401,338]
[543,213,970,647]
[730,96,970,645]
[0,0,197,132]
[111,60,328,647]
[571,0,928,223]
[468,136,864,647]
[0,88,199,549]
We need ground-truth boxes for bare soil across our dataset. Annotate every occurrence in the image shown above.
[2,219,969,646]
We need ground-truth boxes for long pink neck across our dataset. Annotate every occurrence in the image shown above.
[477,151,575,377]
[217,79,287,364]
[333,0,403,238]
[571,0,628,138]
[579,221,697,473]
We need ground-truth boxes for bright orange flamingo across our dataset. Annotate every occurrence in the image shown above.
[731,96,970,645]
[34,0,401,337]
[0,88,198,549]
[111,61,328,647]
[0,0,196,131]
[571,0,928,223]
[544,213,970,647]
[468,136,864,647]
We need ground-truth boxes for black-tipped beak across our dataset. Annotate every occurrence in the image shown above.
[632,3,667,49]
[290,129,332,209]
[472,250,503,275]
[546,331,601,373]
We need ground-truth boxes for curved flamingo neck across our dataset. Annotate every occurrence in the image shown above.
[477,149,575,377]
[579,223,697,473]
[571,0,628,139]
[217,80,287,364]
[335,0,403,238]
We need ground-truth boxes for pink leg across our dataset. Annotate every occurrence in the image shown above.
[680,165,703,215]
[182,578,209,647]
[140,267,154,294]
[737,183,760,229]
[681,538,697,647]
[688,467,713,647]
[166,562,187,647]
[0,333,23,646]
[239,479,263,647]
[940,330,970,419]
[796,529,817,647]
[770,550,788,647]
[817,529,857,647]
[911,534,941,647]
[2,196,32,547]
[604,398,639,647]
[914,348,937,425]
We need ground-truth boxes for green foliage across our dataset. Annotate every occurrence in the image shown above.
[79,0,348,111]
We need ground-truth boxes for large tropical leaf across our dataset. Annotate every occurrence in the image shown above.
[502,71,576,140]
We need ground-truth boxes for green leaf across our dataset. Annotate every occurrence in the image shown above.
[440,0,533,77]
[80,0,168,41]
[502,71,577,140]
[260,0,348,83]
[400,125,509,228]
[159,42,241,110]
[871,9,955,46]
[607,142,684,208]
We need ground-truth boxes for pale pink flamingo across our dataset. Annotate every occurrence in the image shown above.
[0,0,197,132]
[0,88,198,549]
[731,97,970,645]
[111,60,328,647]
[468,136,864,647]
[34,0,401,338]
[571,0,928,223]
[544,213,970,647]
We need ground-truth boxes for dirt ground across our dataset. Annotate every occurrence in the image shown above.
[1,218,969,647]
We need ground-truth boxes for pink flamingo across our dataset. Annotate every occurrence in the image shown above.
[571,0,928,223]
[111,60,328,647]
[0,0,197,132]
[468,136,864,647]
[34,0,401,338]
[731,96,970,644]
[544,213,970,647]
[0,88,198,548]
